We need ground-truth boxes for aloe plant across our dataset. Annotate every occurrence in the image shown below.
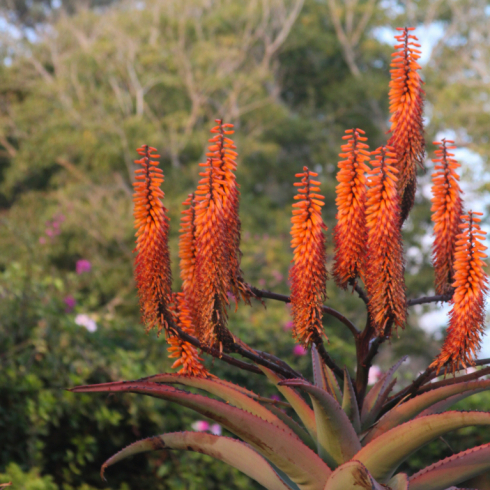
[70,26,490,490]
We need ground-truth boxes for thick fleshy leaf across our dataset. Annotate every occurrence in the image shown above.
[70,381,331,490]
[409,442,490,490]
[363,378,490,444]
[355,411,490,483]
[101,432,292,490]
[140,373,289,430]
[324,461,384,490]
[280,379,361,468]
[312,345,329,391]
[342,367,361,433]
[259,366,318,442]
[361,357,406,429]
[324,364,342,403]
[388,473,409,490]
[267,404,316,451]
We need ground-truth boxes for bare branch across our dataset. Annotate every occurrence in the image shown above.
[250,286,361,336]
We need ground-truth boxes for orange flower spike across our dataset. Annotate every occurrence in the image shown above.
[194,156,231,347]
[431,212,489,374]
[167,293,209,377]
[133,145,172,334]
[289,167,328,347]
[333,128,370,288]
[365,146,407,335]
[207,119,252,305]
[178,193,200,324]
[431,139,464,295]
[388,27,425,223]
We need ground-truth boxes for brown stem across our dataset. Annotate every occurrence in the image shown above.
[169,322,262,375]
[250,286,360,337]
[407,291,453,306]
[313,338,345,379]
[169,321,300,379]
[384,358,490,413]
[352,283,369,305]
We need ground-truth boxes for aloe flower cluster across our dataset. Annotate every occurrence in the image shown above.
[71,27,490,490]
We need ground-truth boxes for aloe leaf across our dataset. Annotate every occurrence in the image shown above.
[311,345,329,391]
[280,379,361,468]
[267,404,316,451]
[363,378,490,444]
[355,411,490,483]
[101,432,293,490]
[341,367,361,433]
[323,363,342,403]
[258,366,318,442]
[361,357,406,429]
[324,461,385,490]
[70,381,331,490]
[388,473,409,490]
[139,373,289,430]
[409,442,490,490]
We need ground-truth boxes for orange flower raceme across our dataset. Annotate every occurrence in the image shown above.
[289,167,328,347]
[179,193,199,324]
[194,156,232,348]
[333,128,370,288]
[431,212,489,374]
[167,292,209,377]
[206,119,253,305]
[133,145,172,334]
[388,27,425,223]
[431,139,464,295]
[365,146,406,334]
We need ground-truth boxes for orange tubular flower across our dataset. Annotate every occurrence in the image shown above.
[207,119,253,305]
[167,293,209,377]
[431,212,489,374]
[388,27,425,223]
[133,145,172,334]
[365,147,406,335]
[194,156,232,348]
[289,167,328,347]
[431,139,464,295]
[333,128,370,288]
[179,193,199,323]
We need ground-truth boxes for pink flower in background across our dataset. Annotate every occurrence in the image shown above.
[210,424,222,435]
[368,365,382,385]
[191,420,210,432]
[270,395,281,402]
[76,259,92,274]
[293,345,308,356]
[64,295,76,313]
[74,314,97,332]
[39,237,46,244]
[283,320,294,331]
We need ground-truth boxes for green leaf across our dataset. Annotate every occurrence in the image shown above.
[140,373,290,431]
[323,364,342,404]
[280,379,361,468]
[387,473,409,490]
[101,432,293,490]
[258,366,318,442]
[311,345,329,391]
[341,367,361,433]
[409,442,490,490]
[70,380,331,490]
[363,378,490,444]
[355,411,490,483]
[267,404,317,451]
[323,461,384,490]
[361,357,406,430]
